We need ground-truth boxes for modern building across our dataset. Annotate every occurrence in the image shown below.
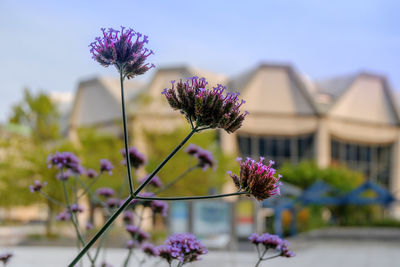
[68,64,400,210]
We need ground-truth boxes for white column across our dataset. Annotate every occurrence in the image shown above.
[315,117,330,168]
[390,131,400,218]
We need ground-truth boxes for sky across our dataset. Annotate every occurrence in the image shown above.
[0,0,399,122]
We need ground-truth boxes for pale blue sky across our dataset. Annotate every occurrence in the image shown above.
[0,0,399,122]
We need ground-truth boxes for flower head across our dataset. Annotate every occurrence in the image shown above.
[125,225,150,243]
[100,159,114,175]
[56,211,71,221]
[71,203,84,213]
[249,233,294,258]
[150,200,168,217]
[47,152,82,173]
[162,77,248,133]
[185,144,200,155]
[56,169,73,181]
[89,27,154,79]
[96,187,115,198]
[121,147,147,168]
[158,233,208,265]
[0,253,13,265]
[106,198,119,209]
[228,157,281,201]
[185,144,216,171]
[123,211,134,224]
[142,243,159,257]
[29,180,47,193]
[86,169,98,179]
[126,239,138,249]
[138,175,163,188]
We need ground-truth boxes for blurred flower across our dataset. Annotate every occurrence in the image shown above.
[29,180,47,193]
[56,169,73,181]
[96,187,115,198]
[100,262,113,267]
[157,233,207,265]
[249,233,294,258]
[85,222,94,230]
[195,148,215,171]
[125,225,149,243]
[138,175,162,188]
[185,144,200,155]
[280,241,295,257]
[125,239,138,249]
[86,169,98,179]
[71,203,84,213]
[162,77,248,133]
[0,253,13,265]
[106,198,119,209]
[123,211,134,224]
[228,157,281,201]
[56,211,71,221]
[89,27,154,79]
[142,243,159,257]
[100,159,114,175]
[121,147,147,168]
[47,152,82,174]
[150,200,168,217]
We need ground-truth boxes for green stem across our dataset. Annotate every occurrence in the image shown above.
[136,191,248,201]
[120,72,135,195]
[123,205,145,267]
[39,191,64,207]
[262,254,281,260]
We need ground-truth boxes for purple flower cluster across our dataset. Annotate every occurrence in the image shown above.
[125,225,150,243]
[47,152,82,174]
[150,200,168,217]
[89,27,154,79]
[106,198,119,209]
[123,211,134,224]
[29,180,47,193]
[71,203,84,213]
[162,77,248,133]
[228,157,282,201]
[56,211,71,221]
[86,168,98,179]
[0,252,12,265]
[157,233,207,265]
[185,144,216,171]
[121,147,147,169]
[96,187,115,198]
[100,159,114,175]
[142,243,159,257]
[56,169,73,181]
[125,239,138,249]
[138,175,163,188]
[249,233,295,257]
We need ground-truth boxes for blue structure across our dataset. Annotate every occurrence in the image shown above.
[263,180,396,237]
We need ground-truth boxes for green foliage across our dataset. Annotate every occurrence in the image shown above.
[143,126,238,196]
[279,160,364,191]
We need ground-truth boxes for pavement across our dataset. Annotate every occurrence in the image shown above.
[1,227,400,267]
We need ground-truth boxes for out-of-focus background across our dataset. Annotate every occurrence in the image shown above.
[1,0,400,266]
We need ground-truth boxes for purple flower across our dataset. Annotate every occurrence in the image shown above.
[150,200,168,217]
[56,169,73,181]
[185,144,216,171]
[86,168,98,179]
[106,198,119,209]
[249,233,295,258]
[89,27,154,79]
[29,180,47,193]
[157,233,208,265]
[228,157,281,201]
[142,243,159,257]
[100,159,114,175]
[56,211,71,221]
[280,241,295,257]
[47,152,82,173]
[125,225,149,243]
[121,147,147,168]
[85,222,94,230]
[162,77,248,133]
[138,175,163,188]
[96,187,115,198]
[70,203,84,213]
[185,144,200,155]
[0,253,13,265]
[125,239,138,249]
[123,211,134,224]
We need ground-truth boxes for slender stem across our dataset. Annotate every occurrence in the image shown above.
[70,127,197,266]
[196,126,212,132]
[255,258,263,267]
[68,195,134,267]
[262,254,281,260]
[136,191,248,201]
[155,165,199,194]
[256,244,261,258]
[77,176,100,200]
[120,71,135,195]
[39,191,65,207]
[123,248,134,267]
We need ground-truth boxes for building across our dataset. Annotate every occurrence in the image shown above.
[68,64,400,209]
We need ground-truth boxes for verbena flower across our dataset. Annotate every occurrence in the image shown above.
[0,253,13,265]
[142,243,159,257]
[138,175,162,188]
[47,152,82,173]
[99,159,114,175]
[29,180,47,193]
[125,225,149,243]
[121,147,147,168]
[249,233,295,258]
[106,198,119,209]
[85,222,94,230]
[185,144,200,155]
[158,233,208,265]
[96,187,115,198]
[56,211,71,221]
[185,144,216,171]
[150,200,168,217]
[126,240,138,249]
[71,203,84,213]
[56,169,73,181]
[123,211,134,224]
[89,27,155,79]
[228,157,282,201]
[162,77,248,133]
[86,169,98,179]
